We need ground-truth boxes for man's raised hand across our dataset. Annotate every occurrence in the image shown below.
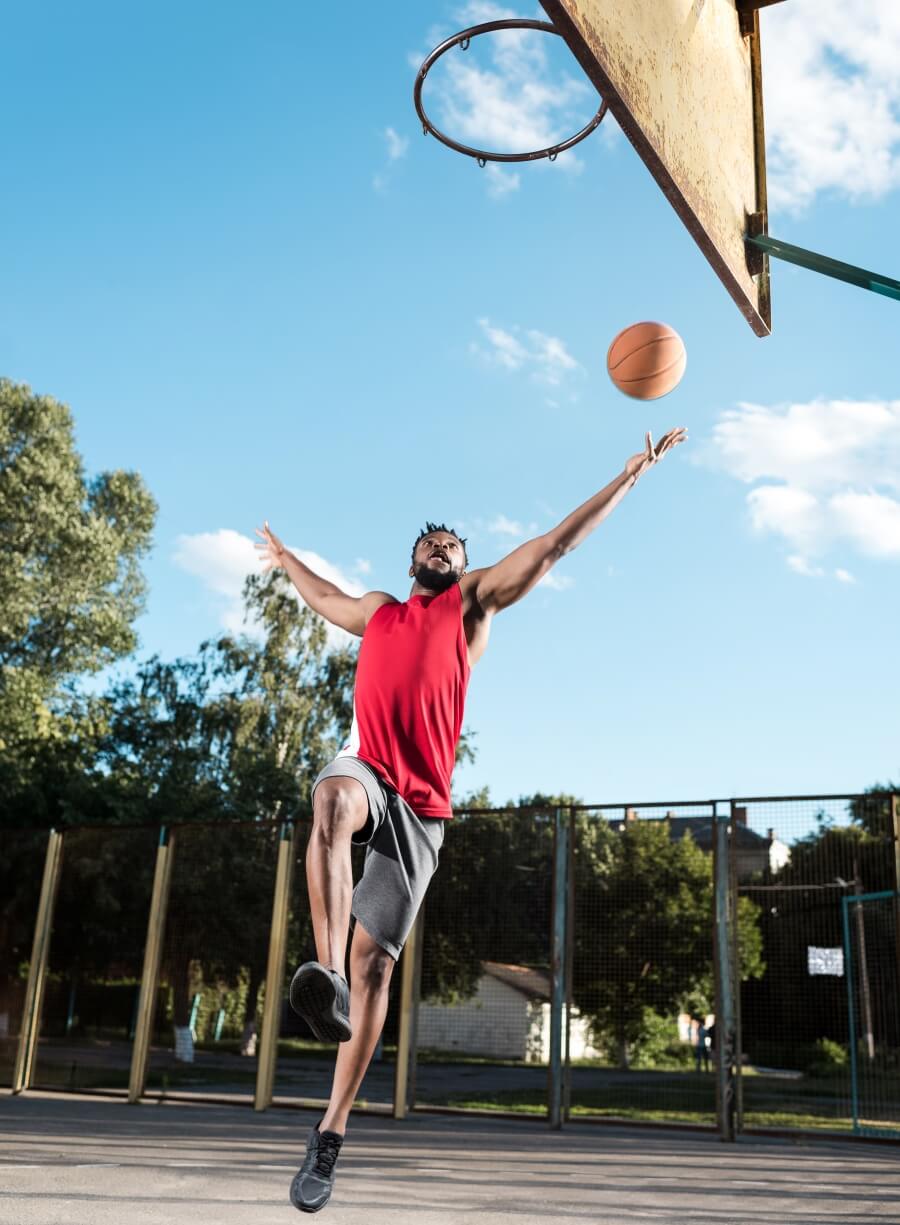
[255,521,286,572]
[624,427,687,483]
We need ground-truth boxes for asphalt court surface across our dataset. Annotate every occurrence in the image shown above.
[1,1092,898,1224]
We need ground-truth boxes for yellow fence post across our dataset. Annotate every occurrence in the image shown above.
[393,906,422,1121]
[128,827,174,1104]
[12,829,64,1094]
[254,822,296,1112]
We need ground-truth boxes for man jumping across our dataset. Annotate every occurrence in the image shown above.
[255,427,686,1213]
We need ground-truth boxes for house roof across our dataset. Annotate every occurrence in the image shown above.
[608,816,773,851]
[482,961,551,1001]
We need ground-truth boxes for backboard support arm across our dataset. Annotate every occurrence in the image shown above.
[746,233,900,302]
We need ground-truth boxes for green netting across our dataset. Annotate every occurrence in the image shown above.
[145,821,281,1100]
[565,804,717,1129]
[0,828,51,1087]
[30,824,159,1093]
[410,806,555,1118]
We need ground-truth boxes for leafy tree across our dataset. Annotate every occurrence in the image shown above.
[741,817,896,1055]
[849,783,899,840]
[0,379,154,1027]
[94,571,356,1050]
[571,816,763,1066]
[0,378,155,798]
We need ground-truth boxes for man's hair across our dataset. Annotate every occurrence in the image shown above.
[411,521,468,567]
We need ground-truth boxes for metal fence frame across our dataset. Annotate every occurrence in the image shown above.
[7,790,899,1143]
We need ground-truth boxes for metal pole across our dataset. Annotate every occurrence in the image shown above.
[563,807,575,1122]
[255,822,296,1111]
[842,896,859,1134]
[12,829,63,1094]
[852,862,876,1061]
[892,795,900,1020]
[548,807,569,1130]
[728,805,743,1134]
[745,233,900,302]
[406,899,424,1112]
[393,906,422,1120]
[128,828,174,1104]
[714,811,736,1141]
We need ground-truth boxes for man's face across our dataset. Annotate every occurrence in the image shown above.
[410,531,466,593]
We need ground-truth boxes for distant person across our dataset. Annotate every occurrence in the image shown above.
[256,427,686,1214]
[695,1018,710,1073]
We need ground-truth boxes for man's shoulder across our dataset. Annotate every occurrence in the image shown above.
[361,591,399,624]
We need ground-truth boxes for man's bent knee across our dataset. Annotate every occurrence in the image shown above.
[354,945,395,994]
[312,777,369,842]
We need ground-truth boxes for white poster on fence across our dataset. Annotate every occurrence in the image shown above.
[807,946,844,976]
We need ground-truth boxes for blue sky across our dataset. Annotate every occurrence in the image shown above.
[3,1,899,810]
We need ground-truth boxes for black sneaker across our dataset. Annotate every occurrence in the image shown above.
[289,962,352,1043]
[290,1122,344,1214]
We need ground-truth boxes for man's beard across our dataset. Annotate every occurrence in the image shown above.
[414,561,461,593]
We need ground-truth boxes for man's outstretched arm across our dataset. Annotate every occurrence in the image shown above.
[468,428,686,614]
[255,522,392,636]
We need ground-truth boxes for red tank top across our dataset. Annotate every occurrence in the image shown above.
[340,583,470,818]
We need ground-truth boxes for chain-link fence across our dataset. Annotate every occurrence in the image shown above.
[733,794,899,1137]
[411,805,555,1119]
[5,791,898,1140]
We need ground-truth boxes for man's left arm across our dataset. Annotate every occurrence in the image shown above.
[469,427,686,614]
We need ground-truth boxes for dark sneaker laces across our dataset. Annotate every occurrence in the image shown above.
[313,1132,342,1178]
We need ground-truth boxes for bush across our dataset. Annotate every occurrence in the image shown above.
[629,1010,695,1071]
[807,1037,849,1078]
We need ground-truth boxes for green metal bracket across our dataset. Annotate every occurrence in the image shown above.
[746,234,900,302]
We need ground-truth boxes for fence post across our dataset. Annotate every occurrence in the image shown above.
[892,795,900,1002]
[563,807,575,1122]
[714,810,737,1141]
[393,905,423,1120]
[548,807,569,1130]
[128,827,174,1104]
[255,822,296,1112]
[12,829,63,1094]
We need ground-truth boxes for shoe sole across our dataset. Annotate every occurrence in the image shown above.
[289,963,352,1044]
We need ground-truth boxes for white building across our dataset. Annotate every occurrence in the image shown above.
[416,961,601,1062]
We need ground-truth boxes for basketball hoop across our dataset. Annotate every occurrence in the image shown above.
[413,18,608,167]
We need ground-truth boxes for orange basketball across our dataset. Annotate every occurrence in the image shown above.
[606,321,686,400]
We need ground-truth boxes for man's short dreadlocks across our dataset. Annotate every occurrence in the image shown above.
[411,522,469,567]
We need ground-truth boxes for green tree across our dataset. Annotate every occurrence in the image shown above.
[93,571,356,1054]
[572,816,763,1066]
[0,378,155,807]
[0,379,155,1027]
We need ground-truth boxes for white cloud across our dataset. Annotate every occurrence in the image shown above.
[487,513,529,537]
[473,317,583,389]
[385,127,409,161]
[415,1,595,192]
[787,554,824,578]
[484,164,520,198]
[172,529,365,646]
[704,398,900,575]
[831,490,900,558]
[373,127,410,193]
[538,571,574,591]
[763,0,900,211]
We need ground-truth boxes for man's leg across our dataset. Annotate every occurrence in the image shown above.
[306,777,370,977]
[319,921,396,1136]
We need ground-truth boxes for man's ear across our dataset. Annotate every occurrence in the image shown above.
[408,566,415,578]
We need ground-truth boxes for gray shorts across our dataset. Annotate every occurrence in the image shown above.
[311,757,445,961]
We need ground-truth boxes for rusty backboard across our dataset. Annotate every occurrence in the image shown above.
[540,0,770,336]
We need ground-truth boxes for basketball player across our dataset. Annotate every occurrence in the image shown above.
[255,427,685,1213]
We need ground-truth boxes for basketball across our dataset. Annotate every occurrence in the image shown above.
[606,321,687,400]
